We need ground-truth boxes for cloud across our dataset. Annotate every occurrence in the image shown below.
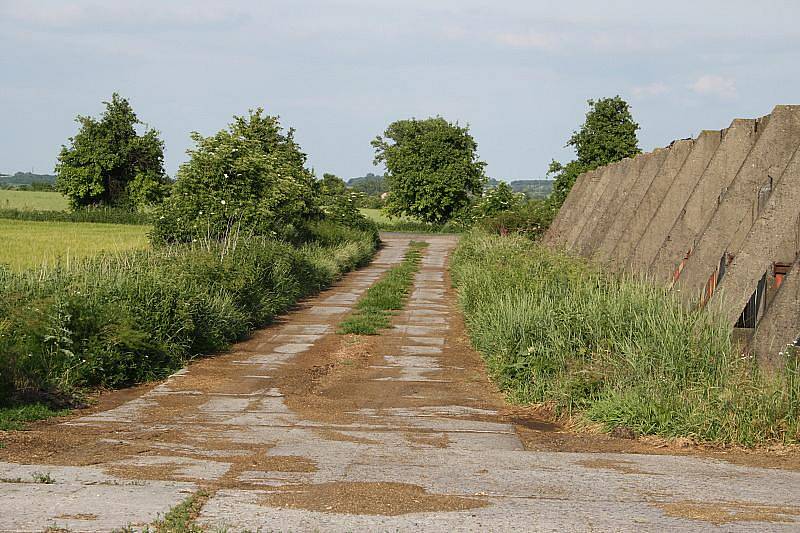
[690,74,737,99]
[632,82,670,99]
[494,31,566,51]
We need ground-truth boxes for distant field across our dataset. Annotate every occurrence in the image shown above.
[0,219,149,270]
[360,208,415,224]
[0,190,68,211]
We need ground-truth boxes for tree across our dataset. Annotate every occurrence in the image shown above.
[549,96,640,205]
[151,109,318,244]
[372,117,486,223]
[55,93,170,209]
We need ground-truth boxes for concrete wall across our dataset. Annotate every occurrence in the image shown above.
[751,259,800,371]
[708,146,800,326]
[571,159,632,255]
[546,104,800,368]
[614,140,693,272]
[593,150,666,266]
[579,153,649,259]
[627,130,722,275]
[542,169,593,247]
[649,118,763,283]
[673,105,800,301]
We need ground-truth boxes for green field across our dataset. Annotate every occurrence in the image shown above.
[0,219,149,270]
[359,208,415,224]
[0,190,69,211]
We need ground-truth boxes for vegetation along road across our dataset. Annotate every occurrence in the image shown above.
[1,234,799,531]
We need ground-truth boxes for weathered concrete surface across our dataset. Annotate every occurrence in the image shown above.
[675,106,800,301]
[752,259,800,370]
[595,149,667,266]
[628,130,722,275]
[572,158,634,256]
[615,139,693,273]
[650,118,763,283]
[542,169,593,247]
[2,235,800,532]
[709,148,800,325]
[563,166,616,251]
[578,154,648,259]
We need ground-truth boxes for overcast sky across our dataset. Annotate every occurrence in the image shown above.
[2,1,798,181]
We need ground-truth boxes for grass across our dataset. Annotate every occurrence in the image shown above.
[451,230,800,447]
[0,190,68,211]
[338,241,427,334]
[0,403,69,430]
[359,208,462,233]
[0,219,150,270]
[147,490,210,532]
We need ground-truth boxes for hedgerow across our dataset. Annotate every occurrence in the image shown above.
[0,222,377,404]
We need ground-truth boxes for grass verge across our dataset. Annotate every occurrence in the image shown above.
[451,230,800,447]
[338,241,427,335]
[0,403,69,430]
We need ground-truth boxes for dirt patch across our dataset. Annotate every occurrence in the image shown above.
[54,513,98,521]
[656,500,800,525]
[260,481,487,516]
[313,429,380,445]
[405,432,450,448]
[247,455,317,473]
[577,458,658,475]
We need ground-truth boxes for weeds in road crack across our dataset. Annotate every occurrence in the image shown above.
[338,241,428,334]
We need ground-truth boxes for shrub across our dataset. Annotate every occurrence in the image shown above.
[0,207,151,225]
[152,109,319,244]
[451,230,800,446]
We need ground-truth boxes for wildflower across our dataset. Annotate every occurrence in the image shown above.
[221,200,226,205]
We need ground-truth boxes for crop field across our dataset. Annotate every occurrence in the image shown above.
[0,219,150,270]
[0,190,69,211]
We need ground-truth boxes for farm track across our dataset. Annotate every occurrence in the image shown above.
[1,233,800,531]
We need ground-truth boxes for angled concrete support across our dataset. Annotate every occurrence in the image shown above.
[543,169,595,247]
[751,260,800,371]
[561,168,614,251]
[627,130,722,276]
[572,158,635,257]
[594,149,668,267]
[580,153,649,259]
[650,118,763,283]
[615,139,693,274]
[673,105,800,301]
[565,161,623,253]
[708,147,800,326]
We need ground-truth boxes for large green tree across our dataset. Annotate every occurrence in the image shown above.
[56,93,170,209]
[549,96,640,205]
[372,117,486,223]
[151,109,318,244]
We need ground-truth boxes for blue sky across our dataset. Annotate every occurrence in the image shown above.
[2,1,798,181]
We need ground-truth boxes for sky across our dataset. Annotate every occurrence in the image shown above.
[2,1,799,182]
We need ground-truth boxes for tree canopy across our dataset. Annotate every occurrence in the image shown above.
[55,93,170,210]
[151,108,318,244]
[372,117,486,223]
[549,96,640,204]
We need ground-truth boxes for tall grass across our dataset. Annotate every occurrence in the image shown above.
[0,222,377,405]
[451,231,800,446]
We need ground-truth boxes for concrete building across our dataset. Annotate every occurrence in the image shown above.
[543,105,800,368]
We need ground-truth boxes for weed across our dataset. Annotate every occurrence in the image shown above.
[32,471,55,484]
[146,490,210,533]
[451,231,800,446]
[339,242,427,334]
[0,403,69,431]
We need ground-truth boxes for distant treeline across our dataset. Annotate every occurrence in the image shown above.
[0,172,57,190]
[349,173,552,199]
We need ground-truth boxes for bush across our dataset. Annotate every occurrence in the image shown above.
[0,227,377,405]
[475,199,557,238]
[152,109,319,244]
[451,230,800,446]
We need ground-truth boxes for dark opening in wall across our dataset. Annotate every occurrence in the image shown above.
[735,272,767,329]
[700,251,733,307]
